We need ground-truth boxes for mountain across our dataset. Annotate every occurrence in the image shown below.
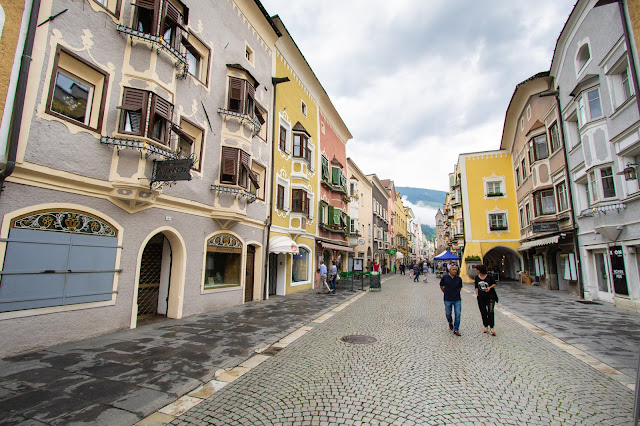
[396,186,447,210]
[421,224,436,240]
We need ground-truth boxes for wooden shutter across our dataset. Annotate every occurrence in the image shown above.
[152,94,173,120]
[333,208,341,227]
[332,167,340,185]
[119,88,148,135]
[136,0,160,35]
[245,82,255,116]
[221,147,238,184]
[327,205,334,225]
[228,77,244,113]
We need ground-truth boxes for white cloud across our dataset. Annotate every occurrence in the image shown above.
[401,196,438,228]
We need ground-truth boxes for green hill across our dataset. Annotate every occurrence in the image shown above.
[421,224,436,240]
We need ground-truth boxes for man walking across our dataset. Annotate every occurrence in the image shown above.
[439,265,463,336]
[413,262,420,282]
[318,260,329,293]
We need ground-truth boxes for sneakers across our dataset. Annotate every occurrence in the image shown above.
[448,322,453,330]
[490,329,496,336]
[453,331,461,336]
[482,328,488,333]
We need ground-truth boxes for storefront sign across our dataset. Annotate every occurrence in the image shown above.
[609,246,629,296]
[152,158,193,182]
[532,221,559,233]
[388,249,397,255]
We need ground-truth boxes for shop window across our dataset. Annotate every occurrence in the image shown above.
[561,252,578,281]
[292,247,310,283]
[204,234,242,289]
[533,255,545,277]
[46,47,109,131]
[182,33,210,85]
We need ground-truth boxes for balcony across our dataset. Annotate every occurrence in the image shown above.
[321,177,348,195]
[319,223,346,233]
[116,24,188,66]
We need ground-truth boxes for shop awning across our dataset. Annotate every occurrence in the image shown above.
[518,235,559,251]
[320,241,354,252]
[269,236,298,254]
[396,252,404,259]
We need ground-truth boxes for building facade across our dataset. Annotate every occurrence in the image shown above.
[435,208,446,254]
[501,72,581,295]
[367,174,390,271]
[458,151,523,283]
[0,0,279,357]
[267,16,320,296]
[394,190,408,264]
[346,157,372,269]
[551,0,640,309]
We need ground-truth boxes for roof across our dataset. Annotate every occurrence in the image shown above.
[252,0,281,37]
[292,121,310,137]
[226,63,261,88]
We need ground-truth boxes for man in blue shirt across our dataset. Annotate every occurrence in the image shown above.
[319,260,329,292]
[439,265,463,336]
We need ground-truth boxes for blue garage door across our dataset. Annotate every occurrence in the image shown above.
[0,211,119,313]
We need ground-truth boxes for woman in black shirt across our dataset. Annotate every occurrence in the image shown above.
[475,264,498,335]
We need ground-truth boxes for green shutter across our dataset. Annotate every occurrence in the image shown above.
[327,205,334,225]
[333,208,341,226]
[319,204,324,223]
[322,157,329,180]
[332,167,340,185]
[346,215,351,232]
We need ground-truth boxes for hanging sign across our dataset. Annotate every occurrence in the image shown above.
[152,158,193,183]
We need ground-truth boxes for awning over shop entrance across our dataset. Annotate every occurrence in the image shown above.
[518,235,559,251]
[396,252,404,259]
[320,241,354,252]
[269,236,298,254]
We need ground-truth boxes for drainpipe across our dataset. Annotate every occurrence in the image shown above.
[262,76,290,300]
[540,88,585,298]
[0,0,41,197]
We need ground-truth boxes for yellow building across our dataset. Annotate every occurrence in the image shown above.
[267,17,320,295]
[459,151,522,283]
[394,191,408,263]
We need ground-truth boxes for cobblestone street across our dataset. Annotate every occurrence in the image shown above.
[173,275,635,425]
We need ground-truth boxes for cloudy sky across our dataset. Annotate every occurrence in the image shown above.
[259,0,576,224]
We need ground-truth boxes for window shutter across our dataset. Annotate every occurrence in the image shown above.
[322,157,329,180]
[121,87,147,111]
[332,167,340,185]
[245,82,255,117]
[228,77,245,113]
[318,204,323,223]
[221,147,238,184]
[346,215,351,232]
[334,209,341,227]
[327,205,334,225]
[151,94,173,121]
[279,126,287,151]
[305,195,310,216]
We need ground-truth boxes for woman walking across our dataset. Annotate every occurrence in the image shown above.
[475,264,498,335]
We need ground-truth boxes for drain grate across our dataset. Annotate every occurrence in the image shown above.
[576,300,602,305]
[341,335,377,344]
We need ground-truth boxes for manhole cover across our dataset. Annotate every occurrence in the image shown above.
[340,335,377,344]
[576,300,602,305]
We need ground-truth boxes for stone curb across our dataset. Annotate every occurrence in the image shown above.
[461,286,636,392]
[135,277,393,425]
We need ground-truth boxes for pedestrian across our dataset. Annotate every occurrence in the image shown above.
[399,261,405,275]
[408,261,414,279]
[373,259,381,273]
[423,261,429,282]
[439,265,463,336]
[393,261,397,273]
[318,260,330,293]
[328,260,338,294]
[413,262,420,282]
[475,264,498,335]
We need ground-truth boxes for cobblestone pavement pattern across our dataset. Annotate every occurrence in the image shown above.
[174,275,635,425]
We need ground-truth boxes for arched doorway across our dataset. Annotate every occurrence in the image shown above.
[483,246,522,281]
[137,233,172,323]
[134,229,185,327]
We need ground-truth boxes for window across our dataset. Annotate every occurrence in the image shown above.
[250,162,266,200]
[245,44,254,65]
[601,166,616,198]
[486,181,502,196]
[521,159,527,179]
[204,237,242,289]
[576,43,590,73]
[118,87,173,146]
[227,76,256,118]
[321,156,329,181]
[350,180,358,196]
[520,117,524,131]
[182,34,210,84]
[133,0,187,50]
[534,189,556,216]
[565,112,580,149]
[277,185,285,210]
[350,218,359,233]
[291,189,309,215]
[46,47,108,131]
[279,126,287,152]
[515,167,521,186]
[293,133,311,162]
[489,213,508,231]
[588,171,598,204]
[556,181,568,212]
[301,100,307,116]
[176,118,204,171]
[587,88,602,119]
[91,0,122,17]
[549,122,561,153]
[220,146,256,189]
[530,134,549,161]
[525,204,531,225]
[621,67,632,101]
[519,208,524,229]
[292,248,309,283]
[526,104,531,120]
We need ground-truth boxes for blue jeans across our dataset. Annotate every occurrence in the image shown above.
[444,300,461,331]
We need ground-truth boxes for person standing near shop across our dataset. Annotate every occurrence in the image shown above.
[422,261,429,282]
[475,264,498,335]
[318,260,329,292]
[440,265,463,336]
[413,262,421,282]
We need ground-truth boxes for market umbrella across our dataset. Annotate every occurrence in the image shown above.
[433,250,461,261]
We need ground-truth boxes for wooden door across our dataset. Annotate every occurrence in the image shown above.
[244,246,255,302]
